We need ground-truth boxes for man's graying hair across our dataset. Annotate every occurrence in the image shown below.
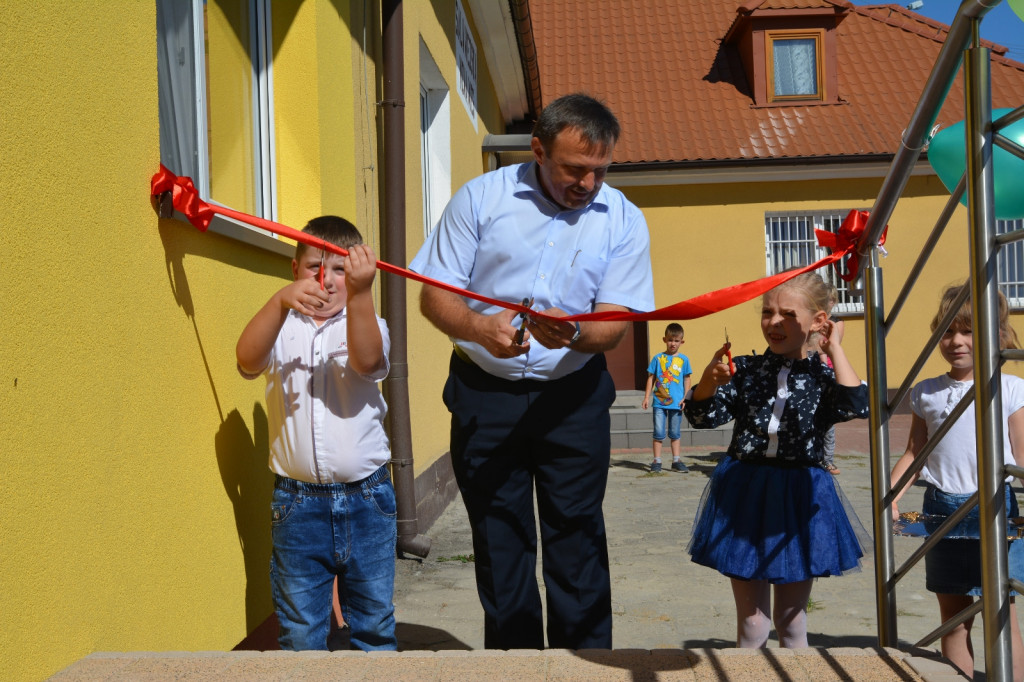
[532,93,620,152]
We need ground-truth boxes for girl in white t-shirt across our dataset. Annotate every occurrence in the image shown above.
[890,282,1024,679]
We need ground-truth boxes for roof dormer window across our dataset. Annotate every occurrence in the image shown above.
[724,2,845,107]
[767,30,824,102]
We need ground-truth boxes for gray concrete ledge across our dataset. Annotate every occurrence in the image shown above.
[50,646,957,681]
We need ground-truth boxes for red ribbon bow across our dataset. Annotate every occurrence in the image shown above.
[151,165,216,231]
[814,209,887,282]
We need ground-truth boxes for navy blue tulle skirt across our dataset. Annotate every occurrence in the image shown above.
[688,456,864,583]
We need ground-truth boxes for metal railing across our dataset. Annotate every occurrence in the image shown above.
[858,2,1024,679]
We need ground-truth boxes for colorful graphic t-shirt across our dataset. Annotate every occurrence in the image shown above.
[647,352,692,409]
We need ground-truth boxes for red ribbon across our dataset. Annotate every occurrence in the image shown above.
[150,165,533,317]
[151,166,882,322]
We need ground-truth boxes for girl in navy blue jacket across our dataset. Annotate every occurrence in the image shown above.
[684,272,869,648]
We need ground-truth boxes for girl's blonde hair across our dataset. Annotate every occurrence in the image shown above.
[930,281,1021,351]
[771,271,833,314]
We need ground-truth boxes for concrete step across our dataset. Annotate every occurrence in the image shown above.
[610,391,732,451]
[50,647,951,681]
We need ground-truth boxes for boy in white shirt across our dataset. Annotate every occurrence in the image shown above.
[236,216,395,651]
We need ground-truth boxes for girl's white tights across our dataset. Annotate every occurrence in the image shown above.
[730,578,815,648]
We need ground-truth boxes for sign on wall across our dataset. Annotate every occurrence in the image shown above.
[455,0,478,130]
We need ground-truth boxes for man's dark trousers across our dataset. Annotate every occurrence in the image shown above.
[444,351,615,649]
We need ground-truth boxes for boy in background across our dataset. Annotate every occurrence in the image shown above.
[236,216,396,651]
[641,323,692,472]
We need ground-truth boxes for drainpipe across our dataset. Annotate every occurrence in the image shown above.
[510,0,542,121]
[381,0,430,559]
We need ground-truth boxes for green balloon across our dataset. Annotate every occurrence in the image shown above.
[1010,0,1024,22]
[928,108,1024,220]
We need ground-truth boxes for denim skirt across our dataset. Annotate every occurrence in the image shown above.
[923,483,1024,596]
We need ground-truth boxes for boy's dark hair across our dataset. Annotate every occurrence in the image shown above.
[296,215,363,259]
[532,93,620,154]
[665,322,684,338]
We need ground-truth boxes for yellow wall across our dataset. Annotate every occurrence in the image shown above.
[0,1,515,677]
[0,2,376,680]
[626,173,1024,402]
[403,0,508,475]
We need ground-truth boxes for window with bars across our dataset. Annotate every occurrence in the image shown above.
[765,214,1024,313]
[998,219,1024,308]
[764,210,863,314]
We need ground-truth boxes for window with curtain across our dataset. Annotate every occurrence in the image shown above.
[768,31,822,101]
[765,210,864,314]
[157,1,203,187]
[157,0,276,220]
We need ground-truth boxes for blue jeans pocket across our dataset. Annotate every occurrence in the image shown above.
[367,479,397,518]
[271,488,301,526]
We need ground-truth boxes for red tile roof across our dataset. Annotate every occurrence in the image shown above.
[529,0,1024,165]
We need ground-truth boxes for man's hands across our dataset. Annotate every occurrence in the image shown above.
[471,306,577,357]
[420,288,631,359]
[478,307,532,358]
[525,308,578,349]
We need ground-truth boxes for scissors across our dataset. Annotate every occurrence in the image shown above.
[513,297,534,345]
[318,247,326,291]
[724,327,736,375]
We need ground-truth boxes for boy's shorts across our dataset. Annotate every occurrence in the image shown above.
[653,407,682,441]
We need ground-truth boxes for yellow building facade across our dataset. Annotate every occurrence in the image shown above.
[1,1,506,679]
[3,2,1019,681]
[625,173,1020,389]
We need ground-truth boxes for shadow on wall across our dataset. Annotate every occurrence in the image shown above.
[217,406,275,635]
[157,217,282,640]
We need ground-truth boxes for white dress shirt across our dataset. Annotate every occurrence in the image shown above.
[240,309,391,483]
[409,161,655,381]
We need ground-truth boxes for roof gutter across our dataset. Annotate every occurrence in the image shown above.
[510,0,542,122]
[481,134,936,184]
[605,158,936,186]
[382,0,430,559]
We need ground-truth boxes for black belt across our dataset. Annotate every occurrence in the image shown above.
[453,345,475,366]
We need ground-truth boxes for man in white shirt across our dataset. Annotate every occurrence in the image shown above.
[410,93,654,649]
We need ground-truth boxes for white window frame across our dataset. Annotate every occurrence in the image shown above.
[764,210,864,314]
[998,218,1024,309]
[419,40,451,237]
[157,0,278,223]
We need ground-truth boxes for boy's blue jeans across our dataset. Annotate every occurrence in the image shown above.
[270,466,397,651]
[652,407,682,442]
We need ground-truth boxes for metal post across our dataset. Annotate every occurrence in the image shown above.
[964,34,1013,682]
[865,251,897,645]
